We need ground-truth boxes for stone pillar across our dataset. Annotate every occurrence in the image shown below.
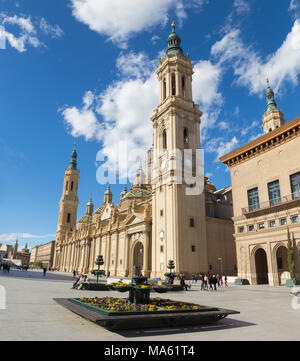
[143,230,150,277]
[175,71,180,97]
[105,235,111,276]
[124,233,130,277]
[267,243,276,286]
[83,240,91,273]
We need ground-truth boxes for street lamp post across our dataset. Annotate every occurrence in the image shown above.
[218,257,223,277]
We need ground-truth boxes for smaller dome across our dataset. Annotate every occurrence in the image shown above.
[124,187,152,199]
[166,22,183,55]
[78,214,92,223]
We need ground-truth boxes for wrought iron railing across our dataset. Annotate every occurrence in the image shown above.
[242,192,300,215]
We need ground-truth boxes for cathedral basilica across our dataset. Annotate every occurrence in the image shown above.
[53,25,237,278]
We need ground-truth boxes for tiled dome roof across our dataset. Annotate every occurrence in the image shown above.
[78,214,92,223]
[125,187,152,199]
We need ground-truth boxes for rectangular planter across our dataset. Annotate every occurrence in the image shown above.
[55,298,240,331]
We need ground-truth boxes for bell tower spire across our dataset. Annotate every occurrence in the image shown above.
[56,143,80,241]
[158,23,194,106]
[262,78,285,134]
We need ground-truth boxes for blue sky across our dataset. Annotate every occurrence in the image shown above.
[0,0,300,248]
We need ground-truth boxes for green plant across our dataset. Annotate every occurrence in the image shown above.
[287,229,295,280]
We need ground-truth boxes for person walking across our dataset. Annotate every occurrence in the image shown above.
[212,275,218,291]
[216,274,220,287]
[191,274,195,284]
[204,274,208,290]
[224,275,228,287]
[73,270,76,278]
[180,275,189,291]
[43,267,47,277]
[200,274,205,290]
[208,275,213,291]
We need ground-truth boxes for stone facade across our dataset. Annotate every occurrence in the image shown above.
[53,25,237,279]
[30,241,55,269]
[221,83,300,286]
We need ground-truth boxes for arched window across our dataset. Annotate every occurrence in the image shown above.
[163,130,167,150]
[163,78,167,100]
[71,181,74,191]
[184,128,189,145]
[182,76,186,98]
[171,73,176,96]
[65,181,68,191]
[67,213,71,223]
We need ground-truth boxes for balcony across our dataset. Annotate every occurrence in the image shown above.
[242,192,300,216]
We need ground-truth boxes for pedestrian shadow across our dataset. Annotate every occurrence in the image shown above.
[115,317,255,338]
[0,269,74,283]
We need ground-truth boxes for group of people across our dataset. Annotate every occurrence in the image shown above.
[196,274,228,291]
[72,272,89,289]
[0,263,11,273]
[179,273,228,291]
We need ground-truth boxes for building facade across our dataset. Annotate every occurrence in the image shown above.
[1,241,30,266]
[30,241,55,269]
[53,25,237,278]
[221,82,300,286]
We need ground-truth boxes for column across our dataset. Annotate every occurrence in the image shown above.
[143,229,150,277]
[175,71,180,97]
[124,233,130,277]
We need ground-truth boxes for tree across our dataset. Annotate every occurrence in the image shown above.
[287,229,295,281]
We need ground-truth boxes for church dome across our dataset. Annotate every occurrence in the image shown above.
[167,22,183,55]
[124,187,152,199]
[78,214,92,223]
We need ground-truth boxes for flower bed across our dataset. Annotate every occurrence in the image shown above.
[74,296,211,316]
[81,283,109,291]
[112,283,131,292]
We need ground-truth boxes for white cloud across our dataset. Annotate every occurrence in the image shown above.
[241,120,259,136]
[70,0,208,47]
[233,0,250,15]
[193,60,223,133]
[211,20,300,95]
[0,13,41,52]
[289,0,300,18]
[40,18,64,38]
[215,136,239,160]
[248,132,263,142]
[0,13,63,52]
[0,233,55,243]
[62,91,102,141]
[205,135,239,161]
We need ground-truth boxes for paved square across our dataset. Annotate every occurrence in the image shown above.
[0,270,299,341]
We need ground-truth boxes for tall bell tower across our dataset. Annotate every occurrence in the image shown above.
[262,79,285,134]
[150,23,208,278]
[56,143,80,243]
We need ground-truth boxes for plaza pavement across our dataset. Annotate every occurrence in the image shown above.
[0,269,299,341]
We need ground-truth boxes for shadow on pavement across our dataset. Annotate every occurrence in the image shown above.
[115,318,255,338]
[0,269,75,282]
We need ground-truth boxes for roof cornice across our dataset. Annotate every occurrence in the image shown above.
[220,116,300,167]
